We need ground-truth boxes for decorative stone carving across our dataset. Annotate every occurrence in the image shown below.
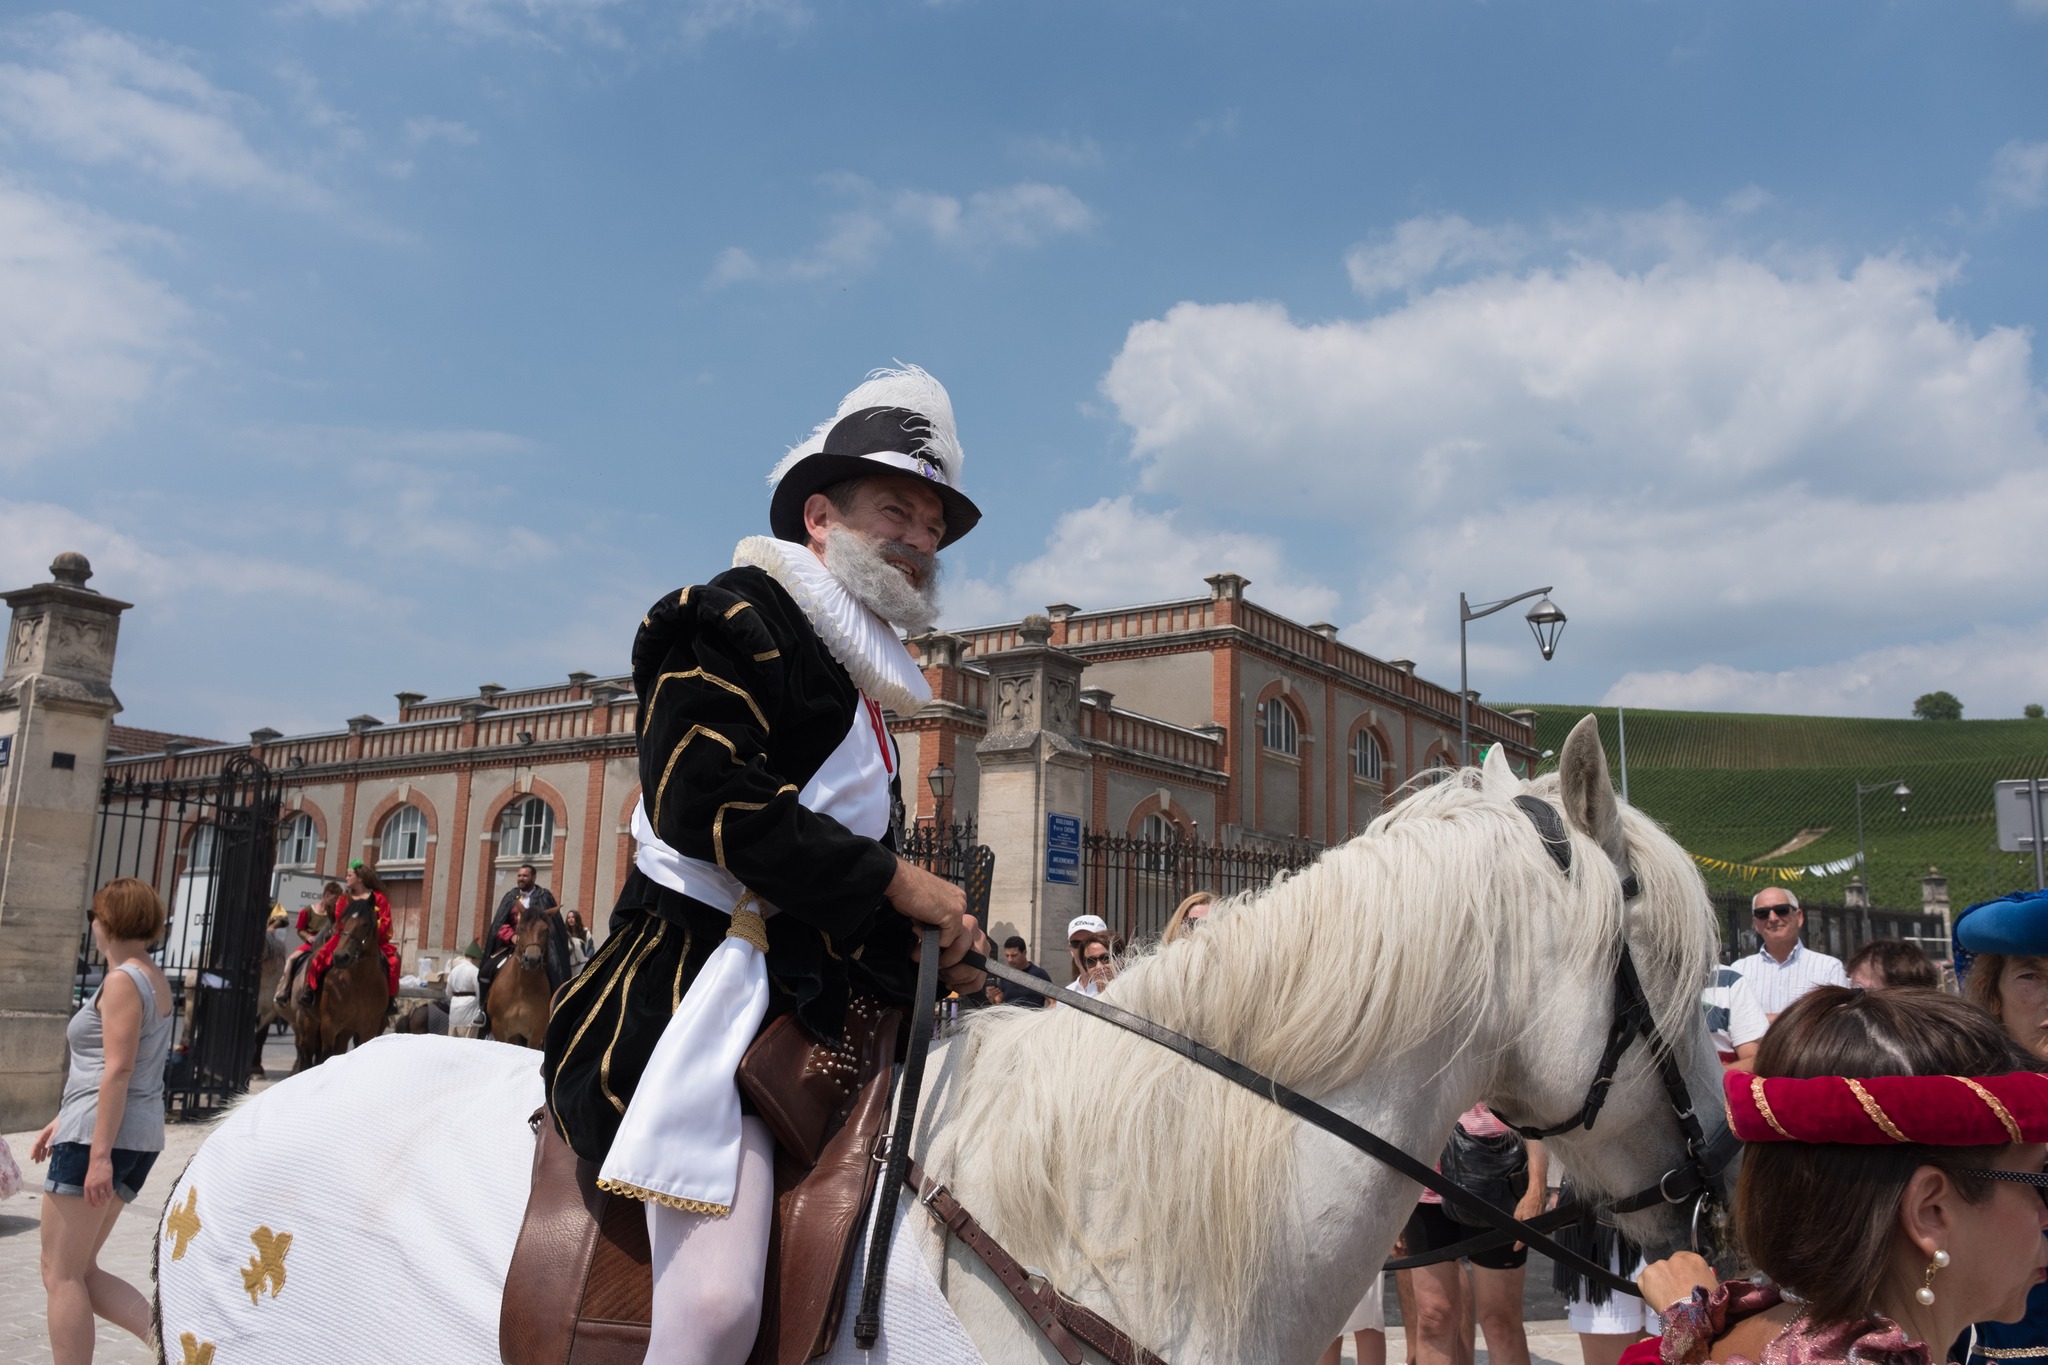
[7,613,44,671]
[1045,677,1077,731]
[997,676,1036,729]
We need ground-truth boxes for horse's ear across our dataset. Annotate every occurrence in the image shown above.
[1480,743,1518,796]
[1558,714,1628,868]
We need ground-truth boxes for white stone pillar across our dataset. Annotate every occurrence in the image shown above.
[0,554,131,1130]
[974,615,1090,980]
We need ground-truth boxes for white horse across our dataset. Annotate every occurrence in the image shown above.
[154,718,1728,1364]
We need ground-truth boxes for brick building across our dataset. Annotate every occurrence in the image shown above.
[97,572,1536,969]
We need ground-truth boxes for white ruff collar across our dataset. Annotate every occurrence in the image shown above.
[731,536,932,716]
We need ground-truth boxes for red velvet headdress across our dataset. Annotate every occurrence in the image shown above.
[1725,1069,2048,1145]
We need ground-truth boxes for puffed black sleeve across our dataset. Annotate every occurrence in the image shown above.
[632,580,900,936]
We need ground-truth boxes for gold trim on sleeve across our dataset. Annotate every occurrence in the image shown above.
[752,649,780,662]
[649,725,744,828]
[548,920,650,1123]
[712,786,798,868]
[724,600,753,619]
[1845,1078,1911,1142]
[643,668,770,734]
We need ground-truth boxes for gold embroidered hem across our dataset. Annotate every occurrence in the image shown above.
[1973,1350,2048,1359]
[596,1175,732,1217]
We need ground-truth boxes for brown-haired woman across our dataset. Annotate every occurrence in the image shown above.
[1845,939,1942,991]
[1626,986,2048,1365]
[29,878,174,1363]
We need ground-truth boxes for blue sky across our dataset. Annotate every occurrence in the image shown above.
[3,0,2046,739]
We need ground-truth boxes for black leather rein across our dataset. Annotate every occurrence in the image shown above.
[960,793,1734,1300]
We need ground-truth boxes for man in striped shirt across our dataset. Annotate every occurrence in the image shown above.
[1727,887,1848,1066]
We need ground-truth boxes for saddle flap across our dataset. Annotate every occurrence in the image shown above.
[502,1111,651,1365]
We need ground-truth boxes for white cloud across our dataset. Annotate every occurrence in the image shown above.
[0,181,191,468]
[0,15,332,209]
[1345,214,1527,297]
[0,498,368,615]
[1606,618,2048,721]
[286,0,806,47]
[1097,206,2048,714]
[945,497,1339,627]
[709,177,1094,286]
[1986,138,2048,214]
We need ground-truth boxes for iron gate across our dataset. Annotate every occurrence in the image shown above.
[87,756,283,1117]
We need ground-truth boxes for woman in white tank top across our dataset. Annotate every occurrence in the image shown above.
[29,877,174,1364]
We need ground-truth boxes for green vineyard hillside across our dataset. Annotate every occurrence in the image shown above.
[1513,706,2048,915]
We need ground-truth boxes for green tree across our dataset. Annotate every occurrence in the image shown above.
[2027,703,2045,720]
[1912,690,1964,721]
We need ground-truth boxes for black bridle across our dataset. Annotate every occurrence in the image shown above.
[959,793,1734,1298]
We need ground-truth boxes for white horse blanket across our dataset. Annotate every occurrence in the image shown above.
[154,1035,984,1364]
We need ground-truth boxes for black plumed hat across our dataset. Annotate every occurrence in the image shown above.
[768,366,982,550]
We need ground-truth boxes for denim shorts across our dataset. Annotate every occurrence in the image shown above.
[43,1142,159,1203]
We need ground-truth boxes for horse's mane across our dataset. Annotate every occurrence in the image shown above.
[935,767,1714,1346]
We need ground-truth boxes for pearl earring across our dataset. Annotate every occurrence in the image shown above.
[1917,1249,1951,1306]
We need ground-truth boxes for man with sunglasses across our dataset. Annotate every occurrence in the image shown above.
[1727,888,1848,1067]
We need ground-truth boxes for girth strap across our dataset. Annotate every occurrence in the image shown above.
[904,1156,1166,1365]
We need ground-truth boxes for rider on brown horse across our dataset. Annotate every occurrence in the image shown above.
[300,862,400,1007]
[477,863,565,1007]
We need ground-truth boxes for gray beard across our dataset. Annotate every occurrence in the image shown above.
[821,527,943,635]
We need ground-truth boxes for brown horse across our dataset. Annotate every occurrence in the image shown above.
[293,900,390,1071]
[250,922,293,1078]
[485,905,558,1048]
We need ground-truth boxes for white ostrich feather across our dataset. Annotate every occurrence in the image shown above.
[767,364,965,488]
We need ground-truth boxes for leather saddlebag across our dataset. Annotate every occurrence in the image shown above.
[502,1006,903,1365]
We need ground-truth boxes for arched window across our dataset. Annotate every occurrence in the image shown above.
[187,824,220,871]
[1136,811,1176,876]
[1138,812,1175,844]
[498,796,555,860]
[1352,730,1383,782]
[380,805,427,863]
[1258,699,1299,756]
[277,813,317,866]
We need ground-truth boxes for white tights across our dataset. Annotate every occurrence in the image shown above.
[645,1115,776,1365]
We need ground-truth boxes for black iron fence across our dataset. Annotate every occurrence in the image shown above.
[1081,830,1320,946]
[1709,893,1951,970]
[88,757,284,1117]
[900,819,981,886]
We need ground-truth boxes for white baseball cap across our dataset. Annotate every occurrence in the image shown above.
[1066,914,1109,940]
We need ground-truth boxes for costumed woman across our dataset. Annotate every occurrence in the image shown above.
[1624,985,2048,1365]
[542,366,988,1365]
[300,861,400,1005]
[1948,887,2048,1365]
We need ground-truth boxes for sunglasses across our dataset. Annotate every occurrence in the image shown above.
[1962,1168,2048,1208]
[1083,954,1113,967]
[1753,907,1797,921]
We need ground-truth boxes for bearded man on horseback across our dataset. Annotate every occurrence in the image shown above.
[542,365,988,1365]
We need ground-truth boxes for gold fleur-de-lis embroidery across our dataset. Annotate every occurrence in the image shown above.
[164,1187,201,1261]
[240,1226,292,1304]
[178,1332,217,1365]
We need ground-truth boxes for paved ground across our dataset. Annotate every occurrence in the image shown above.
[1,1029,1593,1364]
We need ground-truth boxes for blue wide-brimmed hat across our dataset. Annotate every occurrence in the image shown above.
[1956,888,2048,955]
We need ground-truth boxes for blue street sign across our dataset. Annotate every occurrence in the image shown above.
[1046,812,1080,884]
[0,734,10,768]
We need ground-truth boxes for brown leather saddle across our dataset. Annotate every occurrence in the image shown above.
[500,1004,902,1365]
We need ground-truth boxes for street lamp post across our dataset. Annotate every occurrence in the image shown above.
[927,761,955,828]
[1459,588,1567,767]
[1852,777,1911,935]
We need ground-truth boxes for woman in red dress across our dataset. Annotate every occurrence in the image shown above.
[302,862,401,1000]
[1626,986,2048,1365]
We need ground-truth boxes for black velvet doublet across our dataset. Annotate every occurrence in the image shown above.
[543,565,918,1162]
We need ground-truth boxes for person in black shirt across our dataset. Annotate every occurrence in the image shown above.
[996,934,1053,1007]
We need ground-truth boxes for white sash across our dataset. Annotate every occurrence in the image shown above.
[597,676,901,1214]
